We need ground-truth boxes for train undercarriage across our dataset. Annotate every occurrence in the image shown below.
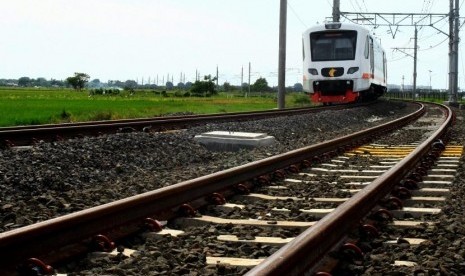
[310,80,386,104]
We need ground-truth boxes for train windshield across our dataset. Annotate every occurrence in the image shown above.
[310,31,357,61]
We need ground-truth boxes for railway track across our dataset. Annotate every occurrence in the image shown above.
[0,104,358,148]
[0,101,459,275]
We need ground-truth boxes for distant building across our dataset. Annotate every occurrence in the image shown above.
[387,84,401,92]
[388,84,432,92]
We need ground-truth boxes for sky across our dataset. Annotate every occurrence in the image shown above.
[0,0,459,89]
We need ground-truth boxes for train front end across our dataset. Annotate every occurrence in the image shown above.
[302,23,371,104]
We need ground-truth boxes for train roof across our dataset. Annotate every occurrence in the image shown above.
[303,22,371,35]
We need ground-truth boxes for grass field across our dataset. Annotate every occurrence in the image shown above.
[0,88,312,127]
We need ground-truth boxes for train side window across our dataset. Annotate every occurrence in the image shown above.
[383,52,387,80]
[302,38,305,60]
[369,37,374,72]
[364,36,369,59]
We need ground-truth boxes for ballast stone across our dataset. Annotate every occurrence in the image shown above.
[194,131,276,151]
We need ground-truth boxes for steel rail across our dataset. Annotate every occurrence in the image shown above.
[0,104,362,147]
[246,102,453,275]
[0,102,424,274]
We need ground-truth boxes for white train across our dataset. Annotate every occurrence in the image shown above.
[302,22,387,104]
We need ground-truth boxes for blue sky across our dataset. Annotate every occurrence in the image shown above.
[0,0,456,89]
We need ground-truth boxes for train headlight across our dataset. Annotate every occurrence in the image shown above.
[308,68,318,75]
[347,67,359,74]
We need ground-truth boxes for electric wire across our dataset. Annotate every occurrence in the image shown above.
[354,0,364,12]
[418,37,449,51]
[288,0,308,28]
[388,54,412,62]
[349,0,360,14]
[326,0,333,10]
[361,0,368,12]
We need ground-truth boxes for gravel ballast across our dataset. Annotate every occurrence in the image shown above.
[0,100,415,232]
[2,100,465,275]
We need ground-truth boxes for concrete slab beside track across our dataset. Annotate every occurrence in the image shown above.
[194,131,276,151]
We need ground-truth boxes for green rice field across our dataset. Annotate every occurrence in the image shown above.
[0,88,312,127]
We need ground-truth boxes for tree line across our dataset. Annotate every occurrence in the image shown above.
[1,72,304,95]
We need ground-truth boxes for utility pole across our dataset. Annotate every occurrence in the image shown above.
[402,75,405,93]
[449,0,453,96]
[241,65,244,92]
[448,0,459,104]
[413,26,418,100]
[454,0,460,100]
[277,0,287,109]
[216,65,219,88]
[248,62,251,98]
[429,70,433,92]
[341,10,454,103]
[333,0,340,22]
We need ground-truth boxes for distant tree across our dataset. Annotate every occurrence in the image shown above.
[111,80,125,88]
[241,82,249,91]
[223,82,232,92]
[124,80,137,92]
[252,77,270,92]
[146,84,158,90]
[0,79,18,87]
[293,83,303,92]
[66,72,90,92]
[88,79,102,89]
[50,79,65,87]
[190,75,217,97]
[18,77,31,87]
[91,79,101,84]
[35,77,50,87]
[185,82,193,89]
[166,81,174,90]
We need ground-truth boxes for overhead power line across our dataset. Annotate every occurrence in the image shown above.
[334,0,460,104]
[340,12,449,38]
[287,1,307,28]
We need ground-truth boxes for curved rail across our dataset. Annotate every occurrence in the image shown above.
[0,102,424,274]
[0,104,364,147]
[246,102,453,275]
